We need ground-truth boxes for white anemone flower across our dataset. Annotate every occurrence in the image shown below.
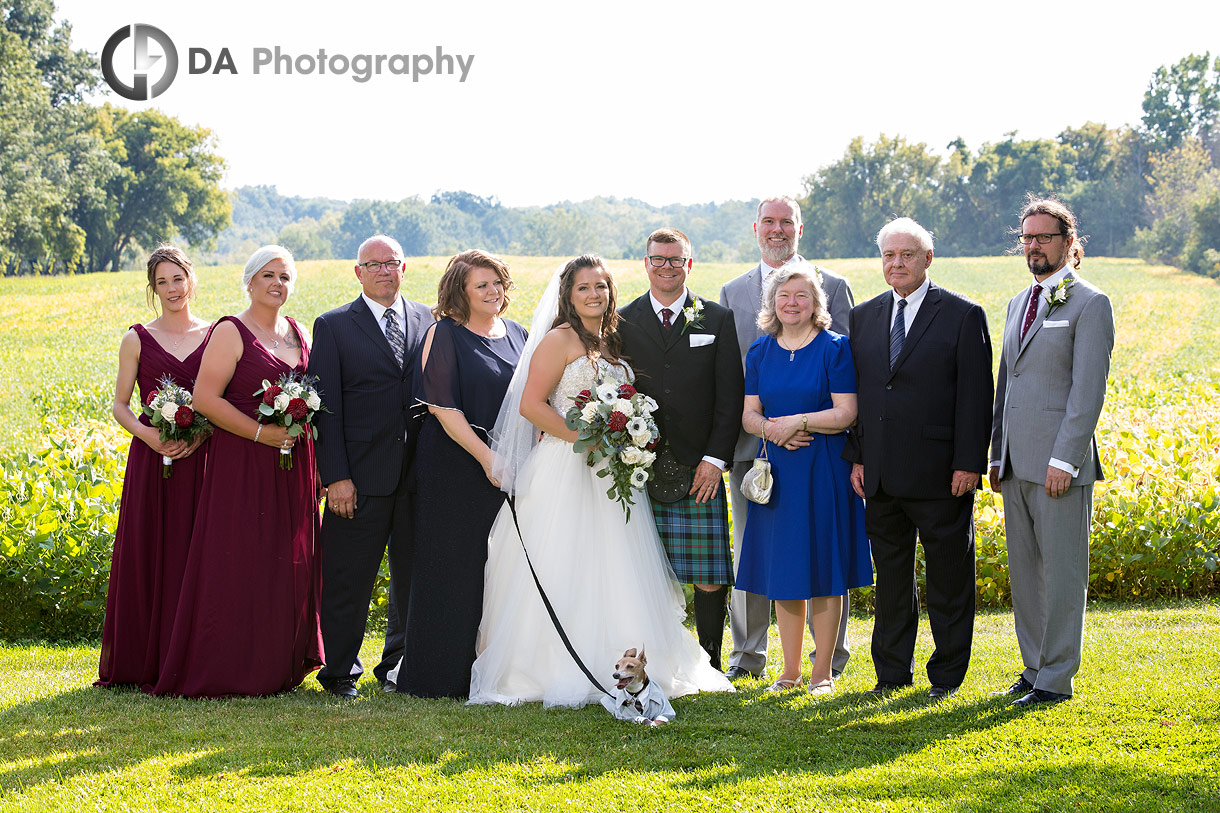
[630,467,648,487]
[596,382,619,403]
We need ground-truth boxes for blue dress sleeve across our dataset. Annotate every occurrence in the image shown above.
[417,318,463,411]
[827,333,857,394]
[744,336,767,396]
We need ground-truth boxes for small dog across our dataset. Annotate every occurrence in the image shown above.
[599,646,675,726]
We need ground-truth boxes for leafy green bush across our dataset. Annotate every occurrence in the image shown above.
[0,420,124,640]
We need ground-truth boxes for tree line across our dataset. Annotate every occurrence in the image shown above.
[3,0,1218,276]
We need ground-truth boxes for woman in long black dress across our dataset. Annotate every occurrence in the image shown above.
[401,250,527,698]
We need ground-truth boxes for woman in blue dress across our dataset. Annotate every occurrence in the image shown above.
[401,250,528,698]
[738,263,872,697]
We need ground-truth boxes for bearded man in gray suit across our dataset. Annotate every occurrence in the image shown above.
[989,197,1114,707]
[719,196,855,681]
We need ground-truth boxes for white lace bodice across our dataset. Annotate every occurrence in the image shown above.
[547,356,633,418]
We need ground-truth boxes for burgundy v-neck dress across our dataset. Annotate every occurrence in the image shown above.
[96,324,210,687]
[149,316,323,697]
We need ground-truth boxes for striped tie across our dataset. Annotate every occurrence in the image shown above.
[383,308,405,369]
[889,298,907,369]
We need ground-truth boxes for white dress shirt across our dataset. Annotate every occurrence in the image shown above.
[362,293,407,341]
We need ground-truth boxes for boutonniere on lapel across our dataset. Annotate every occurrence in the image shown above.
[680,297,706,335]
[1043,278,1075,317]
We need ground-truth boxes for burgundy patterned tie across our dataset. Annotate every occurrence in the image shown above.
[1020,284,1042,341]
[661,308,673,330]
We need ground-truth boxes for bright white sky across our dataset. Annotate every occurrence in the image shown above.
[54,0,1220,207]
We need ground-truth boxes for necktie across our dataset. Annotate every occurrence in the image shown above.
[383,308,405,369]
[889,298,907,369]
[660,308,673,330]
[1020,284,1043,341]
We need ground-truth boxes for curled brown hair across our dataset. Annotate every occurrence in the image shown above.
[433,249,514,323]
[552,254,626,366]
[1015,195,1086,270]
[145,244,195,311]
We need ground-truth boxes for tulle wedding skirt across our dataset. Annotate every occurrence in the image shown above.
[468,436,733,708]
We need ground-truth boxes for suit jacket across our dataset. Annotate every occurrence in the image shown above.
[307,296,433,496]
[618,291,744,467]
[719,257,854,462]
[843,282,993,499]
[990,270,1114,485]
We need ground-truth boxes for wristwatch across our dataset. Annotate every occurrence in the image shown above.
[801,414,808,432]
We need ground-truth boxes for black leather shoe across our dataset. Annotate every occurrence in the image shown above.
[1011,689,1071,707]
[992,674,1034,697]
[725,665,760,681]
[324,678,358,699]
[379,680,396,694]
[866,681,909,696]
[928,684,958,700]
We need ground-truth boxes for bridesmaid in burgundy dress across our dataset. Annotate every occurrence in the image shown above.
[97,246,212,688]
[150,245,324,697]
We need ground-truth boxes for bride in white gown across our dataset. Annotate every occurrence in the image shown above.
[468,255,733,708]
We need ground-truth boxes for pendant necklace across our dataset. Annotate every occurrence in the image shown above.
[254,320,282,349]
[779,327,815,361]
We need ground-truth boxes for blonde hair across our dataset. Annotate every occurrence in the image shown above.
[757,263,831,335]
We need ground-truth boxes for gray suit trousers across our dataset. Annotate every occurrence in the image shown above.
[1001,475,1092,696]
[728,460,851,674]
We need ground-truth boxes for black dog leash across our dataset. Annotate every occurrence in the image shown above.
[505,496,609,697]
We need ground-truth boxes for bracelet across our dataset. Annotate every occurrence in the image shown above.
[801,413,808,432]
[254,424,263,444]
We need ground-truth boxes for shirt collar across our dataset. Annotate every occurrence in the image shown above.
[892,276,931,309]
[761,254,800,279]
[650,288,690,317]
[362,293,405,324]
[1033,264,1070,293]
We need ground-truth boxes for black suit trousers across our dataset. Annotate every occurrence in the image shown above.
[316,456,414,687]
[866,488,976,687]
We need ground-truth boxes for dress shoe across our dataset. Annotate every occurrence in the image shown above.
[992,674,1035,697]
[866,681,909,696]
[725,665,761,681]
[324,678,358,699]
[380,680,396,694]
[928,684,958,700]
[1011,689,1071,707]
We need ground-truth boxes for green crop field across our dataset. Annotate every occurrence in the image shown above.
[1,256,1218,810]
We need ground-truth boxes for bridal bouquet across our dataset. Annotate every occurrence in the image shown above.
[253,372,329,470]
[565,378,660,520]
[142,375,211,479]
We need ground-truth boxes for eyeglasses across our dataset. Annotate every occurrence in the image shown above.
[1017,233,1065,245]
[359,260,403,272]
[647,256,690,268]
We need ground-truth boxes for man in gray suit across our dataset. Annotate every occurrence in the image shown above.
[719,196,855,681]
[989,197,1114,707]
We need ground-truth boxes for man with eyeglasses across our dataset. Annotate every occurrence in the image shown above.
[618,227,744,670]
[989,197,1114,707]
[719,196,856,682]
[309,234,434,698]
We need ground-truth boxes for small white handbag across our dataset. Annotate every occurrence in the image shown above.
[740,444,773,504]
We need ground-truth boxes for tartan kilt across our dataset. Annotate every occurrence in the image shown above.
[649,489,733,586]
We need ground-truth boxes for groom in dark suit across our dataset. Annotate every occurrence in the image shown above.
[618,228,744,670]
[309,234,433,698]
[844,217,993,699]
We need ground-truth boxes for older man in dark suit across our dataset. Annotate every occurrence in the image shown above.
[309,234,432,698]
[845,217,993,699]
[618,227,744,670]
[719,196,855,681]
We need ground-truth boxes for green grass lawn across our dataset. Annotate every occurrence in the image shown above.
[2,602,1217,811]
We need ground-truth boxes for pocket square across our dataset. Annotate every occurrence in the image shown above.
[1043,320,1069,328]
[689,334,715,347]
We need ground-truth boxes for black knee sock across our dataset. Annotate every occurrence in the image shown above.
[693,586,728,671]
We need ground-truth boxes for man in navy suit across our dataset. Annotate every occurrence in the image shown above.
[845,217,992,699]
[309,235,433,698]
